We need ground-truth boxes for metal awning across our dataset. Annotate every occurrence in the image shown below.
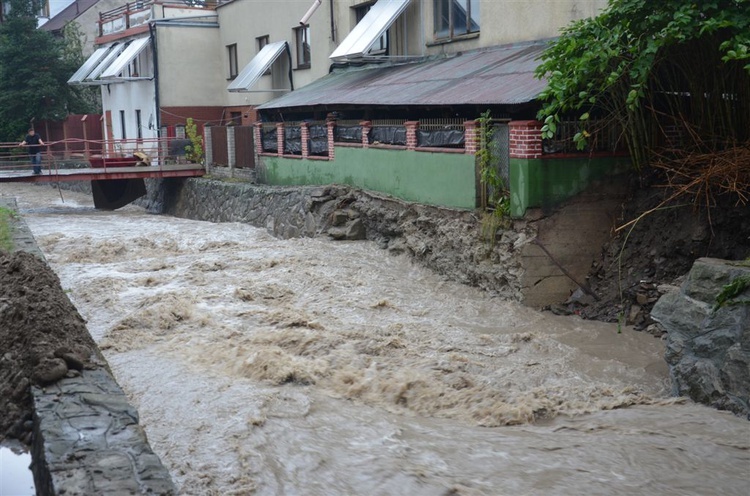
[330,0,410,61]
[260,41,548,111]
[227,41,289,93]
[68,45,115,85]
[82,43,127,85]
[101,37,151,79]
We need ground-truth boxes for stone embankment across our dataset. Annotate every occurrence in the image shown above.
[651,258,750,417]
[1,197,175,495]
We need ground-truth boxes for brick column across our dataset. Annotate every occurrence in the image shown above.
[404,121,419,150]
[276,123,284,157]
[326,119,336,160]
[254,122,263,156]
[301,122,310,158]
[464,120,479,155]
[509,120,543,159]
[204,124,213,169]
[227,125,236,170]
[360,121,371,148]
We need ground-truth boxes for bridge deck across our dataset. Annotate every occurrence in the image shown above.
[0,164,205,183]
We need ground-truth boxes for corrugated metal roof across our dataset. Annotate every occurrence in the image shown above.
[258,41,549,111]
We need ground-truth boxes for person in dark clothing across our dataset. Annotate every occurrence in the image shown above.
[19,129,45,175]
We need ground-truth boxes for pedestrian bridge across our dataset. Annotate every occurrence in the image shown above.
[1,138,205,209]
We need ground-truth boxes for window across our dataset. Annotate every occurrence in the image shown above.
[257,35,271,75]
[120,110,126,140]
[355,3,388,55]
[227,43,238,79]
[294,25,311,69]
[230,112,242,125]
[434,0,480,40]
[135,109,142,140]
[131,56,140,77]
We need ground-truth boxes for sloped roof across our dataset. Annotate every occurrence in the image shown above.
[40,0,100,32]
[258,41,550,111]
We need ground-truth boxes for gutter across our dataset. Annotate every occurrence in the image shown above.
[148,22,160,134]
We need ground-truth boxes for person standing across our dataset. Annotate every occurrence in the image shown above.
[19,129,45,175]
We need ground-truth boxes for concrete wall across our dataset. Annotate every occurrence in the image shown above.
[217,0,337,108]
[156,24,224,106]
[259,146,478,209]
[334,0,608,58]
[510,155,632,217]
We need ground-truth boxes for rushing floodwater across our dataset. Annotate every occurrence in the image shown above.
[3,184,748,495]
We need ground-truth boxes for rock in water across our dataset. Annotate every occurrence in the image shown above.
[651,258,750,416]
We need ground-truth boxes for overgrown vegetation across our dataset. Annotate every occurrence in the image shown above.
[535,0,749,212]
[184,118,204,164]
[477,110,510,247]
[0,206,15,252]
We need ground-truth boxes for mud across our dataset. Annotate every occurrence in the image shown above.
[558,169,750,329]
[0,250,101,444]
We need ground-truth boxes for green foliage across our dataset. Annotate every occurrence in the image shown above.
[713,275,750,311]
[535,0,750,167]
[0,0,95,141]
[184,118,204,164]
[0,206,16,252]
[477,110,511,248]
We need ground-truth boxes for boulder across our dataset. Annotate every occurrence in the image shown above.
[651,258,750,417]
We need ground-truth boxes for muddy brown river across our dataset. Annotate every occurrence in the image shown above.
[3,183,748,495]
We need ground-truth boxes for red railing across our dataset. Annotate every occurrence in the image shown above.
[0,137,200,176]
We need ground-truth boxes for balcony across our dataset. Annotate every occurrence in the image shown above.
[97,0,217,39]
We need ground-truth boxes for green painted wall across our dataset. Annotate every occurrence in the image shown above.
[259,147,478,209]
[510,155,632,217]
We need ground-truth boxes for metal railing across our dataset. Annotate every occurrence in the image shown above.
[0,137,202,175]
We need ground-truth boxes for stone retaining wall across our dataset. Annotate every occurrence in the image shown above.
[4,198,175,495]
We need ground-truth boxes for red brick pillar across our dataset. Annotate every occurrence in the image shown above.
[464,120,479,155]
[301,122,309,158]
[326,119,336,160]
[509,120,543,159]
[404,121,419,150]
[276,122,284,157]
[360,121,371,149]
[254,122,263,155]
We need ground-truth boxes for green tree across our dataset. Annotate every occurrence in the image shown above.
[0,0,93,141]
[535,0,750,169]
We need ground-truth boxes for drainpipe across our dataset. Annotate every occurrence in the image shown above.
[149,22,160,136]
[329,0,335,42]
[300,0,322,25]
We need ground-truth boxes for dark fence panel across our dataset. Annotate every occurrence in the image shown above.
[234,126,255,168]
[369,126,406,146]
[308,124,328,156]
[211,126,228,166]
[284,126,301,155]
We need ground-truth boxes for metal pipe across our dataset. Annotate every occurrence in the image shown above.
[300,0,322,25]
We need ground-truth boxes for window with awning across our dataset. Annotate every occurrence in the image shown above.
[101,37,151,79]
[227,40,290,93]
[68,45,116,85]
[81,43,127,85]
[330,0,410,61]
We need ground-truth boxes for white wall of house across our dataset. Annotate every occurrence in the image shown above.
[217,0,337,107]
[101,79,158,146]
[156,24,225,106]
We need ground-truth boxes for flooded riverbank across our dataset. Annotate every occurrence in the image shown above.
[3,183,748,495]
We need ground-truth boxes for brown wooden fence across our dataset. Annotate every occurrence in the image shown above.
[234,126,255,168]
[39,114,103,156]
[210,126,228,166]
[209,125,255,168]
